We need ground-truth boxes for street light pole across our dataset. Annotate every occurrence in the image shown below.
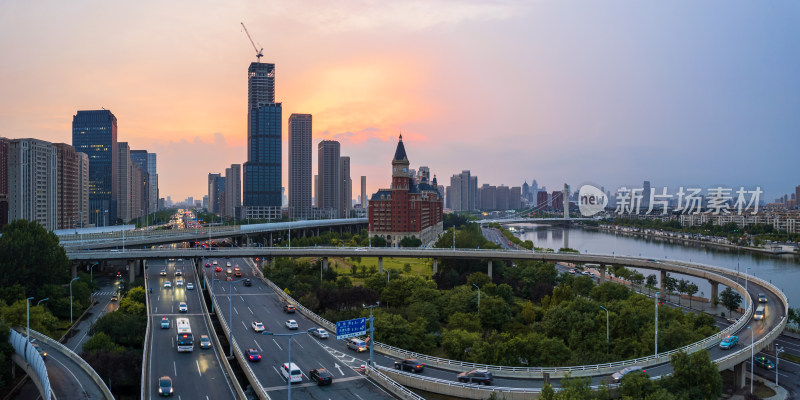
[262,328,315,400]
[600,305,609,352]
[655,291,659,356]
[776,345,784,386]
[363,302,379,367]
[472,283,481,310]
[70,277,80,325]
[26,297,34,340]
[748,325,754,394]
[745,267,751,312]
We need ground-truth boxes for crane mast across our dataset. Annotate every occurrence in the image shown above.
[240,22,263,62]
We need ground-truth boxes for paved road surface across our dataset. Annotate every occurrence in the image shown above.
[146,258,237,400]
[203,257,396,399]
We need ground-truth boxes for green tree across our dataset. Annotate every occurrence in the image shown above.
[620,371,654,399]
[478,295,511,331]
[399,237,422,247]
[440,328,480,360]
[540,383,556,400]
[466,272,491,287]
[0,319,13,387]
[82,332,124,353]
[90,311,146,349]
[446,312,481,332]
[719,287,742,317]
[0,300,60,337]
[666,350,722,400]
[0,220,70,296]
[685,283,698,308]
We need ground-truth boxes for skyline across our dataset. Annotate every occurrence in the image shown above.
[1,1,799,202]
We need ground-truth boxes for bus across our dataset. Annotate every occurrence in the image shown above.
[754,305,766,321]
[176,318,193,352]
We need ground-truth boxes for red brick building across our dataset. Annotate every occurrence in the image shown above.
[369,135,443,246]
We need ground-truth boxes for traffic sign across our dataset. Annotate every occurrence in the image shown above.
[336,317,366,340]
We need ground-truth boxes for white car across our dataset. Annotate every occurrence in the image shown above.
[160,270,167,276]
[175,270,182,276]
[311,328,329,339]
[186,282,194,290]
[226,262,232,267]
[179,302,188,312]
[164,281,172,288]
[251,322,265,332]
[212,260,218,265]
[285,320,298,330]
[176,279,183,286]
[178,258,183,262]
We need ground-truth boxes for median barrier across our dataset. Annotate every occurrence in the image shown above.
[141,266,151,399]
[194,259,248,400]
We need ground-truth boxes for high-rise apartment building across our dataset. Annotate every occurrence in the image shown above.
[288,113,312,219]
[224,164,241,219]
[448,171,477,212]
[339,156,352,218]
[0,138,9,228]
[208,173,224,214]
[509,187,522,210]
[130,150,158,214]
[72,110,117,226]
[8,139,58,230]
[317,140,340,217]
[117,142,132,222]
[54,143,82,229]
[480,184,496,211]
[537,191,549,209]
[243,61,282,219]
[77,152,89,227]
[496,185,509,210]
[361,176,367,208]
[552,190,564,211]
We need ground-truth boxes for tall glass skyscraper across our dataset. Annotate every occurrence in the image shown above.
[244,62,282,209]
[72,110,117,226]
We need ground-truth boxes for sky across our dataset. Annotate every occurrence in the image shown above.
[1,0,799,203]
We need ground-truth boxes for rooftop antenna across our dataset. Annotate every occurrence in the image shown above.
[240,22,263,62]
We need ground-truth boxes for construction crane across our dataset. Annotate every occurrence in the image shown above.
[240,22,263,62]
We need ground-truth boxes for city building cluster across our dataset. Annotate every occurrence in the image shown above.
[0,110,160,231]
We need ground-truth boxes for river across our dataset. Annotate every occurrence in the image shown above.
[512,224,800,309]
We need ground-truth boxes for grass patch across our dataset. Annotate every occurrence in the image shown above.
[780,352,800,364]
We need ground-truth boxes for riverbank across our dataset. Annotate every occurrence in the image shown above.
[582,224,799,258]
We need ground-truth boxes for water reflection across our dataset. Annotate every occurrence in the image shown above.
[515,224,800,308]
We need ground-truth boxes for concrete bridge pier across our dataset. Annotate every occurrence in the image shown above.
[71,262,78,279]
[322,257,329,271]
[660,270,668,294]
[127,260,137,283]
[733,361,747,388]
[432,259,438,275]
[600,265,607,283]
[378,257,383,273]
[488,260,493,279]
[709,280,719,301]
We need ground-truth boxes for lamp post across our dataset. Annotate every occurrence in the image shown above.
[215,276,246,357]
[363,302,379,367]
[70,277,80,325]
[745,267,751,311]
[472,283,481,310]
[262,328,315,400]
[26,297,34,340]
[599,305,609,352]
[655,291,659,356]
[748,325,754,394]
[776,345,784,386]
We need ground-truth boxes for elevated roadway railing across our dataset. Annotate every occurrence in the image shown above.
[8,329,52,400]
[248,254,763,380]
[141,259,152,400]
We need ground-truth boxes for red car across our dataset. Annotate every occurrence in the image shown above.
[215,266,222,272]
[205,263,211,268]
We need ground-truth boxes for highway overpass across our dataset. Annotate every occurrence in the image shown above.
[68,248,787,398]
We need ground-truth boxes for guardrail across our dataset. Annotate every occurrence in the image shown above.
[29,329,114,399]
[194,259,247,400]
[141,264,151,400]
[207,272,270,400]
[8,329,52,400]
[365,365,425,400]
[257,265,753,379]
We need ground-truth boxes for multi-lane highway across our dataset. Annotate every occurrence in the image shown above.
[145,259,237,399]
[202,257,395,399]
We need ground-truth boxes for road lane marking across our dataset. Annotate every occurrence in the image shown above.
[248,306,254,314]
[174,361,177,376]
[262,375,365,391]
[254,340,263,352]
[272,339,283,350]
[272,365,281,378]
[242,320,247,330]
[295,341,305,349]
[51,354,85,392]
[234,307,239,315]
[196,360,202,376]
[240,295,244,302]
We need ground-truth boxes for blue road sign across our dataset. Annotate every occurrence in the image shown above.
[336,317,367,340]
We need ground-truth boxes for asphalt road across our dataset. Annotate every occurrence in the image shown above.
[146,258,237,400]
[202,257,396,399]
